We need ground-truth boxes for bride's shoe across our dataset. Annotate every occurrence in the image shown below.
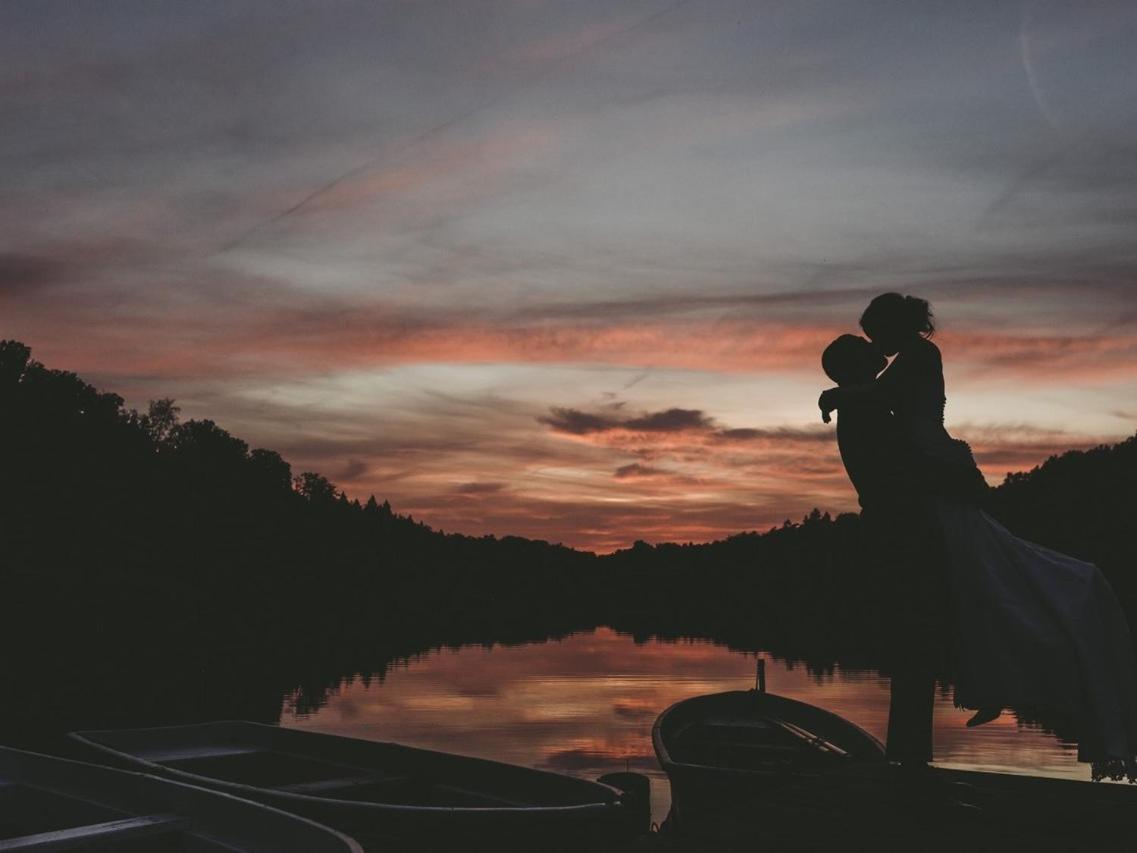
[966,707,1002,728]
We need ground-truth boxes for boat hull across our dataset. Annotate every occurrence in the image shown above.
[653,689,1137,848]
[653,689,887,832]
[0,745,361,852]
[71,721,639,850]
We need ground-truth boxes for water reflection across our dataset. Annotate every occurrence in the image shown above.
[282,628,1091,821]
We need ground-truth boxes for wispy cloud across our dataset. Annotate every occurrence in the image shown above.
[540,406,713,435]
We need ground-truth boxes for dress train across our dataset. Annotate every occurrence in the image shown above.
[935,499,1137,776]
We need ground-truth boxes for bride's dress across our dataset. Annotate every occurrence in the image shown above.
[881,338,1137,774]
[936,499,1137,769]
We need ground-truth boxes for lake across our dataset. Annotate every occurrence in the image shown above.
[282,627,1095,822]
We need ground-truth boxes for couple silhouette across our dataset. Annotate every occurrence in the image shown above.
[819,293,1137,776]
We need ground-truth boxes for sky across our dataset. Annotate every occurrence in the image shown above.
[3,0,1136,551]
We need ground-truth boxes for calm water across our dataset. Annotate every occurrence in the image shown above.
[282,627,1093,822]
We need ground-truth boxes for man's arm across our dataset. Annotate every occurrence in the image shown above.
[819,384,883,423]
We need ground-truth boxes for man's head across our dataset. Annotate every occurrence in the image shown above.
[822,334,887,386]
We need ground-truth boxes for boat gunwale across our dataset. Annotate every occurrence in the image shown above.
[652,689,886,776]
[69,721,628,819]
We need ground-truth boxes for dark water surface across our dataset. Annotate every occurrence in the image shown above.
[282,627,1093,822]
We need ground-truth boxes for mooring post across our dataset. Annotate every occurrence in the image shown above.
[756,657,767,693]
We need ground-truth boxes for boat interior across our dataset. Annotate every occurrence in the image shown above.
[79,724,618,810]
[659,690,882,774]
[158,743,531,808]
[667,710,848,773]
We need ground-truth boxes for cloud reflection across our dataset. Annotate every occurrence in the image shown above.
[283,628,1095,820]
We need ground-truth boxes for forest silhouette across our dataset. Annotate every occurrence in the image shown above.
[2,339,1135,753]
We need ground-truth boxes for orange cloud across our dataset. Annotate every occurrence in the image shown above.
[939,330,1137,383]
[56,317,1137,392]
[12,269,1137,392]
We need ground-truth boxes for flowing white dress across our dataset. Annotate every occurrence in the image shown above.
[936,498,1137,770]
[880,339,1137,775]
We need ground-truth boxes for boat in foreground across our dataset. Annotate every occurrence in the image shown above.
[654,685,1137,849]
[653,684,887,830]
[71,721,642,850]
[0,745,361,852]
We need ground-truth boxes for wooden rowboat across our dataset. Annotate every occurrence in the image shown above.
[653,683,1137,849]
[653,685,887,831]
[0,745,361,852]
[70,721,642,850]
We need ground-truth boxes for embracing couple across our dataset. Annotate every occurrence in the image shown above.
[819,293,1137,778]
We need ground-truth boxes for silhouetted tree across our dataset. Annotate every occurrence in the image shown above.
[144,398,181,445]
[294,471,339,503]
[0,339,31,388]
[249,448,293,492]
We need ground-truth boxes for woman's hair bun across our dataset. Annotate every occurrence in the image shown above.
[903,295,935,336]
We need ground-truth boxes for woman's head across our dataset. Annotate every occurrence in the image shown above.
[859,293,934,355]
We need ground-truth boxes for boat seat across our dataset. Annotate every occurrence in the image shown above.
[0,813,187,851]
[694,740,802,754]
[275,775,410,795]
[143,744,261,764]
[768,719,848,757]
[703,717,774,729]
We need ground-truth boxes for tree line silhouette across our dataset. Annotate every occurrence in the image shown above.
[2,339,1134,748]
[0,340,598,743]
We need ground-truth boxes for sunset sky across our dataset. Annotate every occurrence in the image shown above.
[4,0,1136,551]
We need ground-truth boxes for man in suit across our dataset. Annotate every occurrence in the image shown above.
[822,334,946,766]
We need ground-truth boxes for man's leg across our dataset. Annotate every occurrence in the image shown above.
[881,502,944,765]
[886,644,936,764]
